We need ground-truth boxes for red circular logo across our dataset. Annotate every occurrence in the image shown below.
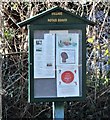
[61,71,74,84]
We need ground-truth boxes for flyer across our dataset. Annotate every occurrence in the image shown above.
[60,49,75,64]
[56,33,79,65]
[34,34,55,78]
[57,66,79,97]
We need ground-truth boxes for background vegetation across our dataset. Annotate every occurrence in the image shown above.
[1,1,110,119]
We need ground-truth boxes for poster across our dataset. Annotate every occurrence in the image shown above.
[56,33,80,97]
[34,34,55,78]
[57,66,79,97]
[59,49,75,64]
[56,33,79,65]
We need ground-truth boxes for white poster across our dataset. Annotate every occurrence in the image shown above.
[56,33,79,65]
[55,33,80,97]
[57,66,79,97]
[34,34,55,78]
[59,49,75,64]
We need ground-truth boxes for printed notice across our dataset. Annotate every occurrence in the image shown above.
[34,34,55,78]
[56,33,79,65]
[57,66,79,97]
[60,49,75,64]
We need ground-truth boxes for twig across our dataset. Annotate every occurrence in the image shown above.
[98,6,110,38]
[5,72,27,90]
[34,107,51,118]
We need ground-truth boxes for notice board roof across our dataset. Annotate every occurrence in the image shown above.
[17,6,95,27]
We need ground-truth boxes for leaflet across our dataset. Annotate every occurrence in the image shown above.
[56,33,79,65]
[57,66,79,97]
[34,34,55,78]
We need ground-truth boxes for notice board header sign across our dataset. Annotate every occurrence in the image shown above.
[18,6,95,27]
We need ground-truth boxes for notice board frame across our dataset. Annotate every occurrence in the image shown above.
[28,24,86,102]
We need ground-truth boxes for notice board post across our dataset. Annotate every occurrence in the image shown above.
[53,102,64,119]
[18,6,95,119]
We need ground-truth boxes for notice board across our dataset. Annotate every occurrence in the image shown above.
[33,30,83,100]
[17,6,95,102]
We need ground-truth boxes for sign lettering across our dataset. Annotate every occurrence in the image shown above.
[47,12,67,23]
[48,19,57,22]
[48,18,67,23]
[51,12,63,16]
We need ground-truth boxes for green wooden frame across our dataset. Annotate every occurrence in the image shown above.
[28,24,86,102]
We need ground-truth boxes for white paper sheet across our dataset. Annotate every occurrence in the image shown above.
[57,66,79,97]
[34,34,55,78]
[56,33,79,65]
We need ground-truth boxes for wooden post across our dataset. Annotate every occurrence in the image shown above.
[0,54,2,120]
[53,102,64,120]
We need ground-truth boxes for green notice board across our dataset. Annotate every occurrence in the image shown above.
[17,6,95,102]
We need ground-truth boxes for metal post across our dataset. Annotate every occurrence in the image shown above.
[53,102,64,120]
